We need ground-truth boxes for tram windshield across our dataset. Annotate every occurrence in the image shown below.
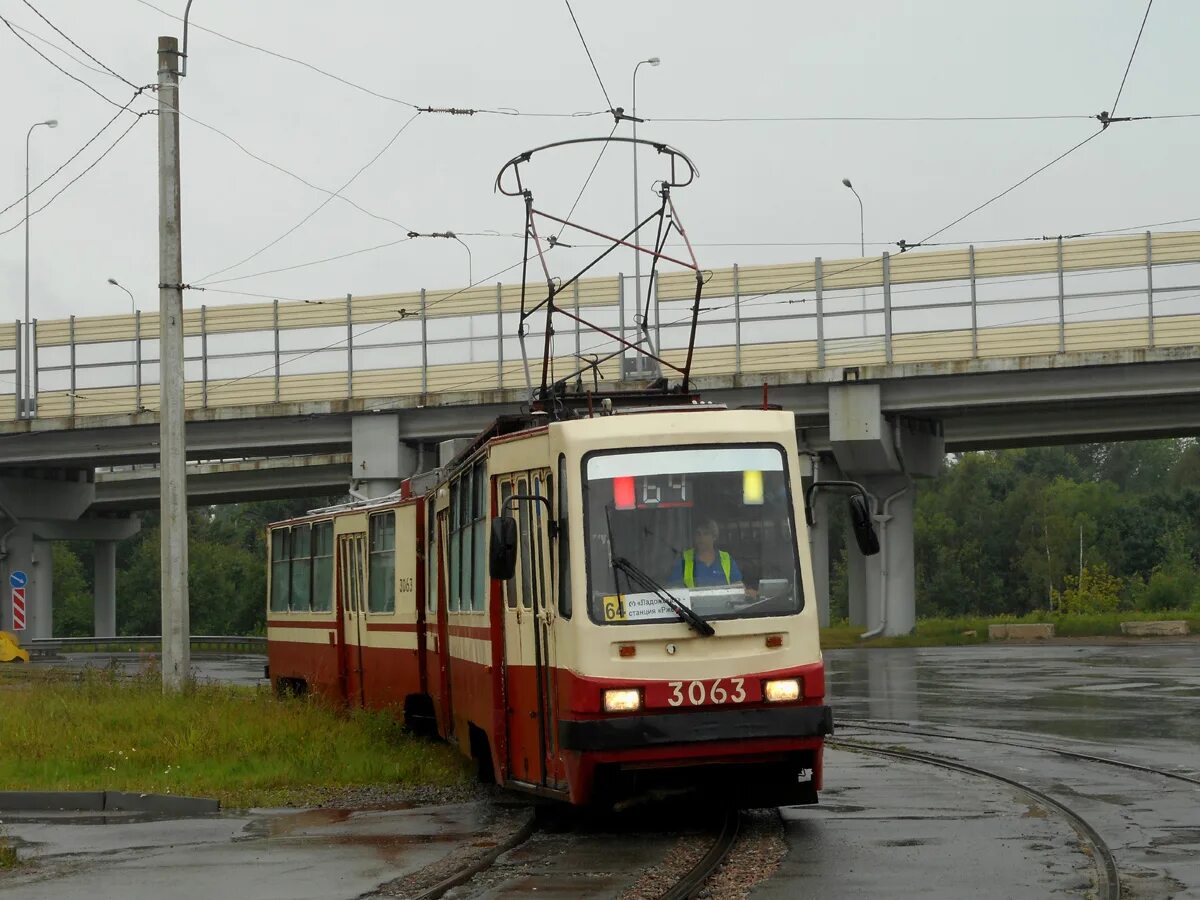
[583,445,803,626]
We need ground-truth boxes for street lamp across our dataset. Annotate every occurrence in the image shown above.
[632,56,660,364]
[107,278,137,385]
[24,118,58,416]
[841,177,867,337]
[107,277,136,314]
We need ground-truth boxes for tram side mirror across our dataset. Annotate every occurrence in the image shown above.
[848,494,880,557]
[489,516,518,580]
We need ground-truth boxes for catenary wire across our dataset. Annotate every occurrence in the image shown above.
[0,13,137,111]
[0,89,144,222]
[131,0,606,119]
[555,121,621,239]
[644,114,1096,123]
[21,0,138,88]
[7,19,117,80]
[563,0,614,111]
[1110,0,1154,117]
[196,236,414,287]
[0,113,148,239]
[195,109,423,284]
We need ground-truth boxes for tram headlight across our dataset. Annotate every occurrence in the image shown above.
[763,679,801,703]
[603,688,642,713]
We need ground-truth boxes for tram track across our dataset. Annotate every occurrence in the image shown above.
[839,718,1200,787]
[829,738,1121,900]
[658,808,741,900]
[403,805,740,899]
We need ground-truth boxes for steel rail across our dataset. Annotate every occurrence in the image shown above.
[411,812,538,900]
[831,739,1121,900]
[660,808,741,900]
[839,719,1200,787]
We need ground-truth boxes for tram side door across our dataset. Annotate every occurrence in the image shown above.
[530,469,566,790]
[500,476,537,783]
[337,532,367,707]
[434,508,455,740]
[501,469,562,790]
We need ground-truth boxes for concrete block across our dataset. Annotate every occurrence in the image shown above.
[988,623,1055,640]
[1119,620,1190,637]
[0,791,104,810]
[104,791,220,814]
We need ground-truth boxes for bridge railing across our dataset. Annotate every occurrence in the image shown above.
[4,230,1200,422]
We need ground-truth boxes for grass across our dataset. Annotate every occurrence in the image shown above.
[0,834,19,869]
[820,609,1200,649]
[0,667,470,807]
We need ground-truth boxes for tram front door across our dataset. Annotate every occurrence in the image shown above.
[500,469,564,790]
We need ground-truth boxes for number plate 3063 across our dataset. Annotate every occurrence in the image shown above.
[646,677,757,708]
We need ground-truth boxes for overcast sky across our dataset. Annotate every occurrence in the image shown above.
[1,0,1197,328]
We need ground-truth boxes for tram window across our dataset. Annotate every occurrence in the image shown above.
[472,461,488,612]
[368,512,396,613]
[500,480,517,608]
[458,474,473,611]
[427,498,437,614]
[269,528,289,612]
[311,521,334,612]
[449,478,462,611]
[516,476,533,609]
[558,456,571,619]
[533,475,548,609]
[290,524,313,612]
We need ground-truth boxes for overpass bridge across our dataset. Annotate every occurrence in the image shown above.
[4,229,1200,640]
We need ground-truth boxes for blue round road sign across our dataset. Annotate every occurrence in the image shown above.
[9,570,28,589]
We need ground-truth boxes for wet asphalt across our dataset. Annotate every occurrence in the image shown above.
[4,642,1198,898]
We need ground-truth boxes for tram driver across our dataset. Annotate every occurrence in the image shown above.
[668,519,757,597]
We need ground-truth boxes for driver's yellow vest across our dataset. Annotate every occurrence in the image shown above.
[682,549,732,587]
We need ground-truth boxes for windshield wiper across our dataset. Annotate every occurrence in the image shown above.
[604,504,714,638]
[612,555,715,637]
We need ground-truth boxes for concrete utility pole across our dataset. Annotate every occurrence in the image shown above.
[158,35,189,690]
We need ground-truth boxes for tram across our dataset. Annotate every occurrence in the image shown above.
[266,398,871,807]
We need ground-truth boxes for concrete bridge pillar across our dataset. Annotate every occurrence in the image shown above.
[855,474,916,637]
[828,383,943,637]
[94,540,117,638]
[351,415,419,499]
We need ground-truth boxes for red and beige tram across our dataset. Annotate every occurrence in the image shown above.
[267,403,840,807]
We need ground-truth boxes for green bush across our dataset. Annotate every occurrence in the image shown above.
[1052,564,1122,614]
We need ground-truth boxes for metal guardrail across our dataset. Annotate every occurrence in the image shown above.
[28,635,266,655]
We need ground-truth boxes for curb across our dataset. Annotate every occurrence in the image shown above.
[0,790,219,814]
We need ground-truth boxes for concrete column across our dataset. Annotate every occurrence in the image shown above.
[94,540,117,638]
[351,415,419,499]
[30,537,54,640]
[808,490,831,627]
[859,476,915,637]
[0,524,34,634]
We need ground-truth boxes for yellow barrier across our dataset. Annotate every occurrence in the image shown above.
[0,631,29,663]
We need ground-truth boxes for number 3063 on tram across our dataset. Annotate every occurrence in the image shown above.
[266,406,870,808]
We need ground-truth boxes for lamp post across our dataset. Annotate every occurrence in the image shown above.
[108,278,137,385]
[632,56,660,364]
[24,118,58,416]
[841,177,866,337]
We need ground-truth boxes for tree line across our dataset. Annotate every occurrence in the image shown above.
[49,438,1200,636]
[830,439,1200,619]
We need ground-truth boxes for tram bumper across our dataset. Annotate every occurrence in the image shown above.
[559,704,832,751]
[560,705,832,807]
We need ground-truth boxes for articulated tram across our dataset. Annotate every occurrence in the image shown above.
[266,402,838,807]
